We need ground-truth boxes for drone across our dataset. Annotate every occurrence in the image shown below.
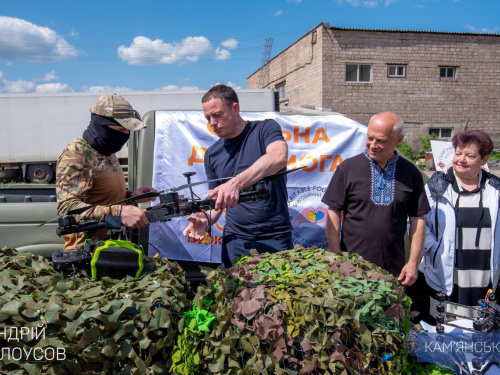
[41,166,303,232]
[40,168,302,278]
[434,291,500,334]
[410,291,500,375]
[145,171,271,223]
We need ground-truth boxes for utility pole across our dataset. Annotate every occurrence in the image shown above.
[259,38,273,89]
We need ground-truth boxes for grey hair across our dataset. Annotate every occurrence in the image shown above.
[393,117,404,137]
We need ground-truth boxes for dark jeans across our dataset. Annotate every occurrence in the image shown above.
[221,232,293,268]
[405,270,437,325]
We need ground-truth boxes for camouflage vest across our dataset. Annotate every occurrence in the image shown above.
[56,137,126,249]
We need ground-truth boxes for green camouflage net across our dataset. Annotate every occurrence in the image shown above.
[183,247,412,375]
[0,248,189,375]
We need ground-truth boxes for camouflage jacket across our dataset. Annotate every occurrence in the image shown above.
[56,137,127,249]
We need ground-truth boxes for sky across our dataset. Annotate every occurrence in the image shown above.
[0,0,498,94]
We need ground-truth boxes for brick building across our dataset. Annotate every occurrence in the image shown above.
[247,22,500,148]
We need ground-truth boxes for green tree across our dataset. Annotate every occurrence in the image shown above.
[397,140,417,161]
[418,133,439,158]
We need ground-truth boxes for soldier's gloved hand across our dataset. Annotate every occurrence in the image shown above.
[120,205,150,228]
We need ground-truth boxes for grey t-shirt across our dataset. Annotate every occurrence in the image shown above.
[204,119,292,240]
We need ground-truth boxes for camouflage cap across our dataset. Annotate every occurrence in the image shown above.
[90,93,146,131]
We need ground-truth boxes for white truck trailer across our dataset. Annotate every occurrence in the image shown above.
[0,90,278,182]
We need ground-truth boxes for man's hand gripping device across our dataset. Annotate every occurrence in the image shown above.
[145,171,270,223]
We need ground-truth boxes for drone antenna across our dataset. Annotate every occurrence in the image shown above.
[182,171,198,201]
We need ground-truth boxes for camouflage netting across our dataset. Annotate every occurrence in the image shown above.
[0,248,189,375]
[181,247,412,375]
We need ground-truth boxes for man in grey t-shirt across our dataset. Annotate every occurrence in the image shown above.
[183,84,292,267]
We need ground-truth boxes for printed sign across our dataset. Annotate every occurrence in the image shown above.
[430,140,454,172]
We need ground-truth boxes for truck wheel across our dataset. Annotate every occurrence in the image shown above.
[0,168,21,179]
[27,164,54,183]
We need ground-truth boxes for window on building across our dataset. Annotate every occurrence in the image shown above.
[439,67,456,79]
[387,65,406,77]
[345,64,371,82]
[276,83,286,100]
[429,128,453,139]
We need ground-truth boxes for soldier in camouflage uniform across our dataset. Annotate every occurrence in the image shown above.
[56,93,156,250]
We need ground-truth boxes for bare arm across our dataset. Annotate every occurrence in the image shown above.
[398,216,425,286]
[326,208,342,254]
[208,140,288,210]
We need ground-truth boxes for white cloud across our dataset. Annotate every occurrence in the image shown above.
[336,0,396,6]
[157,85,200,91]
[159,85,178,91]
[35,83,72,93]
[0,69,73,93]
[336,0,359,6]
[274,10,283,16]
[221,38,238,49]
[0,16,77,61]
[464,24,498,33]
[180,85,200,90]
[214,47,231,61]
[212,81,241,90]
[2,79,36,93]
[118,35,231,65]
[84,86,135,93]
[42,70,58,81]
[226,81,241,89]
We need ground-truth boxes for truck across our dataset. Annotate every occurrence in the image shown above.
[0,89,279,260]
[0,90,278,182]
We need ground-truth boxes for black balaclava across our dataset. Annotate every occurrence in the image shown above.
[82,114,130,156]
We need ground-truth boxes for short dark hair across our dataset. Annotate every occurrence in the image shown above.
[202,84,239,107]
[452,130,494,159]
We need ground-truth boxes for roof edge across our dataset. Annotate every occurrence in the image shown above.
[330,26,500,37]
[247,22,500,84]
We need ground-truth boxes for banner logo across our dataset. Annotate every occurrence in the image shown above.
[293,206,328,227]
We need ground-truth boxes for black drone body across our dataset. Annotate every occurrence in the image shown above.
[145,179,271,223]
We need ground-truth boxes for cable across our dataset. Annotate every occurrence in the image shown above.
[125,227,162,255]
[200,208,212,241]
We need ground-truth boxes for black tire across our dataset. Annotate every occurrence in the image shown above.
[27,164,54,183]
[0,168,21,179]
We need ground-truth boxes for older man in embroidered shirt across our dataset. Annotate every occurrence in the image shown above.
[321,112,430,286]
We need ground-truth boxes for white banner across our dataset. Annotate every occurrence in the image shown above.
[150,111,367,262]
[430,140,454,172]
